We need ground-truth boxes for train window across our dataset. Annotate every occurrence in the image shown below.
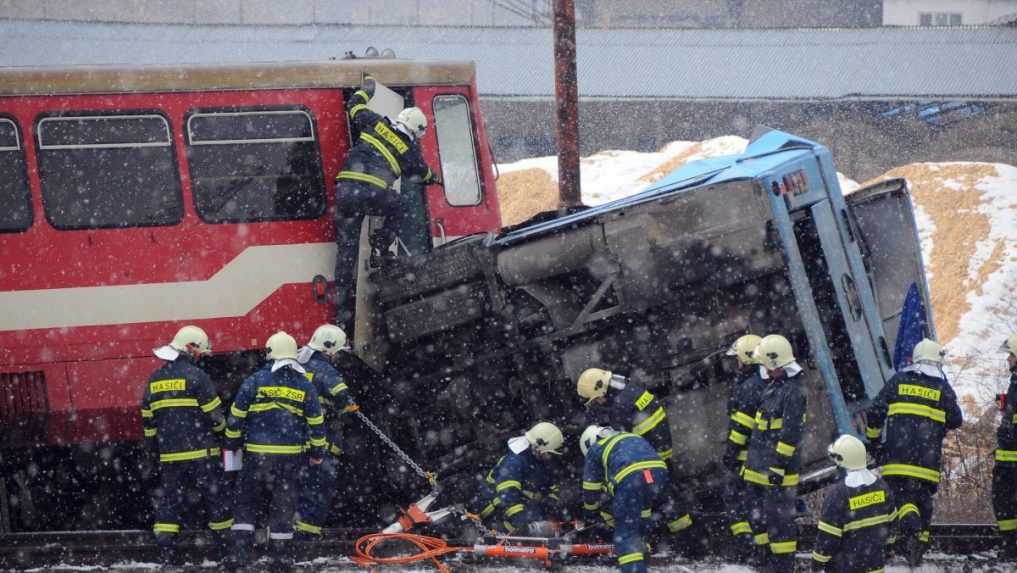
[185,109,325,223]
[36,113,182,230]
[0,118,32,232]
[432,95,482,207]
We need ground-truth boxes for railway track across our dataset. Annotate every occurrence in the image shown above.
[0,524,1004,571]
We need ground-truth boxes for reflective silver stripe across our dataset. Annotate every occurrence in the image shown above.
[231,523,255,531]
[269,531,294,540]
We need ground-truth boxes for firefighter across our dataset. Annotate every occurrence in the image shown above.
[993,333,1017,561]
[294,324,356,540]
[812,434,896,572]
[741,334,807,573]
[865,337,962,567]
[576,368,695,545]
[333,73,441,331]
[225,332,327,572]
[579,425,670,573]
[140,325,233,564]
[469,422,564,535]
[720,334,764,558]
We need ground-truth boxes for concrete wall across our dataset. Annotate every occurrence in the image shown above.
[883,0,1017,25]
[588,0,882,28]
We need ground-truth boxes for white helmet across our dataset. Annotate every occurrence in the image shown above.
[577,368,612,404]
[999,334,1017,356]
[396,106,427,139]
[266,331,299,361]
[726,334,762,366]
[912,338,944,365]
[525,422,564,455]
[580,424,617,456]
[753,334,796,370]
[827,434,867,471]
[307,324,348,356]
[169,325,211,356]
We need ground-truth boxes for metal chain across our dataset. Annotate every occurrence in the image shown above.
[353,410,437,486]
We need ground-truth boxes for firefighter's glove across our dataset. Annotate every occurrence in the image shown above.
[309,456,324,466]
[767,470,784,487]
[362,74,376,98]
[525,520,555,538]
[722,446,741,474]
[345,403,360,413]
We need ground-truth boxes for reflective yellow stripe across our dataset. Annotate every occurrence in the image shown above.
[306,414,324,425]
[330,383,349,396]
[213,421,225,433]
[898,503,921,518]
[888,402,946,423]
[770,418,784,429]
[150,398,199,411]
[770,540,797,554]
[882,463,940,483]
[843,512,894,532]
[754,413,783,430]
[668,514,693,532]
[634,390,654,411]
[246,443,304,455]
[200,396,222,413]
[154,522,180,534]
[729,429,748,446]
[996,449,1017,462]
[360,132,402,177]
[737,449,747,461]
[632,406,666,435]
[295,520,322,535]
[143,427,157,437]
[919,530,930,543]
[497,480,522,492]
[160,448,217,463]
[866,426,882,439]
[600,433,635,480]
[583,501,600,511]
[209,518,234,531]
[817,520,843,537]
[743,467,799,486]
[480,502,498,518]
[732,411,755,429]
[140,408,153,418]
[349,103,368,119]
[657,448,673,461]
[999,518,1017,532]
[618,552,643,565]
[249,402,304,417]
[730,521,752,536]
[504,503,525,517]
[614,460,667,484]
[503,521,517,532]
[582,480,603,491]
[754,532,769,546]
[776,441,796,457]
[225,428,242,439]
[640,508,652,518]
[230,404,247,418]
[812,551,832,563]
[337,171,388,189]
[308,436,327,447]
[330,444,343,456]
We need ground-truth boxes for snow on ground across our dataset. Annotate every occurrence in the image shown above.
[497,142,1017,405]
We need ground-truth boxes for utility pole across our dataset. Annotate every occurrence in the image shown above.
[553,0,581,210]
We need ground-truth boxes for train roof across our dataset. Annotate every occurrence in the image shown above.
[0,58,475,97]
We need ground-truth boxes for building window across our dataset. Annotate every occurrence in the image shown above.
[0,117,32,232]
[432,95,483,207]
[919,12,962,26]
[185,109,325,223]
[36,113,182,230]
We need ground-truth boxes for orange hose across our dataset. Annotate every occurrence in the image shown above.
[351,532,471,573]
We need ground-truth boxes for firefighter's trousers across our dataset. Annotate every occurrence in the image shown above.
[153,456,233,557]
[231,453,302,565]
[469,481,550,534]
[885,476,936,546]
[746,482,798,573]
[296,452,340,536]
[612,467,668,573]
[657,458,694,536]
[723,466,753,540]
[993,462,1017,547]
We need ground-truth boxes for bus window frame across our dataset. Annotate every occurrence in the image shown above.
[34,110,184,231]
[0,115,33,233]
[183,105,327,225]
[431,93,483,208]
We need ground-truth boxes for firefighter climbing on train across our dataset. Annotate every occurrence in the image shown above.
[294,324,356,540]
[225,331,327,573]
[140,325,233,565]
[720,334,765,561]
[865,337,962,567]
[811,434,896,573]
[468,422,565,536]
[994,333,1017,561]
[576,368,697,553]
[333,72,442,331]
[579,425,671,573]
[741,334,808,573]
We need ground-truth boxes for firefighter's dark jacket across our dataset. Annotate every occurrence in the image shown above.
[141,356,225,463]
[865,366,963,483]
[812,473,897,572]
[225,362,326,458]
[483,444,559,532]
[336,87,435,191]
[743,369,807,487]
[582,432,667,517]
[996,370,1017,464]
[601,379,672,460]
[303,351,353,457]
[726,366,765,462]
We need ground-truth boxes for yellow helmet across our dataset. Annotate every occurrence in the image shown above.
[266,331,299,361]
[912,338,944,365]
[753,334,795,370]
[577,368,612,403]
[827,434,867,471]
[726,334,762,366]
[525,422,564,455]
[999,334,1017,356]
[169,325,211,356]
[308,324,348,356]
